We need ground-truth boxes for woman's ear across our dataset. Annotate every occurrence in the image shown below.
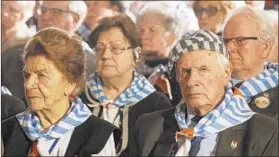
[64,82,77,96]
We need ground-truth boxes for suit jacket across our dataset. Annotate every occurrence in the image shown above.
[2,115,121,156]
[130,108,278,156]
[249,86,278,120]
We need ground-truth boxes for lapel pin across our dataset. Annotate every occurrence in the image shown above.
[255,92,270,109]
[231,140,238,149]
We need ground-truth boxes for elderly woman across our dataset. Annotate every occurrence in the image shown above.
[1,28,120,156]
[84,14,172,156]
[192,1,244,35]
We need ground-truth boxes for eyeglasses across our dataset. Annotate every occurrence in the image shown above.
[37,6,77,17]
[223,37,260,47]
[193,6,222,17]
[94,42,133,55]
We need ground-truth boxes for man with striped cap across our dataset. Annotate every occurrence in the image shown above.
[129,29,278,156]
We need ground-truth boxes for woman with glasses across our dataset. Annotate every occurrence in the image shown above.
[83,14,172,156]
[192,1,240,35]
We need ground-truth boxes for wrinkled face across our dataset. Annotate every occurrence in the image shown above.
[1,1,23,32]
[23,55,70,112]
[194,1,226,33]
[37,1,77,32]
[223,14,266,73]
[138,13,172,58]
[85,1,111,29]
[176,51,230,114]
[96,27,135,79]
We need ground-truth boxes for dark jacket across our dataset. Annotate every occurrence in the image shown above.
[248,86,278,120]
[80,90,172,156]
[2,115,121,156]
[131,108,278,156]
[1,94,27,121]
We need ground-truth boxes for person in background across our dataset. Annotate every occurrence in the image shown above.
[135,1,199,105]
[2,27,120,156]
[192,1,243,36]
[245,0,265,10]
[130,29,278,156]
[83,14,172,156]
[264,9,278,63]
[223,6,278,120]
[76,0,124,43]
[2,1,96,101]
[1,1,32,53]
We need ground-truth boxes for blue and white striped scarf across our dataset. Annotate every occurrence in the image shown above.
[175,62,278,138]
[87,71,156,107]
[16,97,92,141]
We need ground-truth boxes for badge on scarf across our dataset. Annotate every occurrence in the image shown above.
[254,93,270,108]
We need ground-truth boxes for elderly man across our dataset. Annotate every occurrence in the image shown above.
[2,1,96,100]
[130,30,278,156]
[2,1,32,52]
[136,1,199,105]
[223,6,278,120]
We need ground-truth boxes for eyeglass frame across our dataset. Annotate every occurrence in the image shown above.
[223,36,260,47]
[193,5,223,17]
[93,41,133,55]
[37,5,78,17]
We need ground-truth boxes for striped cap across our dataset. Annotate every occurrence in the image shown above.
[168,29,228,79]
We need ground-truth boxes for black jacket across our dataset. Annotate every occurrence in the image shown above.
[2,115,121,156]
[81,90,172,156]
[1,94,26,121]
[131,108,278,156]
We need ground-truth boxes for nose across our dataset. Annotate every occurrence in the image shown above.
[199,11,208,19]
[141,29,150,40]
[186,70,200,88]
[101,47,112,59]
[226,41,237,55]
[25,74,38,90]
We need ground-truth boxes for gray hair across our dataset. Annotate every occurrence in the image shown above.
[215,52,231,73]
[136,1,199,42]
[222,6,275,45]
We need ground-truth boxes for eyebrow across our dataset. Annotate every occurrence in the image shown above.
[23,68,49,74]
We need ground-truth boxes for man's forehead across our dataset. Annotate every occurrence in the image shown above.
[178,51,217,66]
[225,14,258,37]
[42,1,69,10]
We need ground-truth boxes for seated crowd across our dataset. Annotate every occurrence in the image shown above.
[1,1,278,156]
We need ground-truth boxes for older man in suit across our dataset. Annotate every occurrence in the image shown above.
[223,6,278,120]
[130,29,278,156]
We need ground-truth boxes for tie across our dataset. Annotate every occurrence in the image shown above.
[29,141,40,157]
[188,116,202,156]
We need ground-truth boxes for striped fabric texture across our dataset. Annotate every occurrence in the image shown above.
[168,29,227,80]
[87,71,155,107]
[175,62,278,138]
[16,97,92,141]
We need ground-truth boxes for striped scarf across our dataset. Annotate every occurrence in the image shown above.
[87,71,155,107]
[175,62,278,139]
[16,97,92,141]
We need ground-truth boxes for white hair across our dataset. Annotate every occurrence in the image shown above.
[68,1,87,31]
[222,6,275,45]
[215,52,231,73]
[137,1,199,42]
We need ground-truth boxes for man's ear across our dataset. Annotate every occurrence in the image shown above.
[166,32,176,48]
[72,14,80,28]
[261,38,273,60]
[223,63,232,85]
